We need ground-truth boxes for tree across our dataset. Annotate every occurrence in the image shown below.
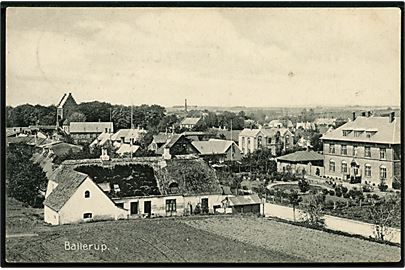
[68,112,86,122]
[240,148,276,174]
[309,132,323,152]
[157,114,179,132]
[368,194,400,242]
[288,190,302,222]
[302,193,326,227]
[6,104,57,127]
[298,178,310,193]
[78,101,112,122]
[6,143,47,207]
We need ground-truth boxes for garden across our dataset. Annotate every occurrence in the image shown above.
[266,177,401,229]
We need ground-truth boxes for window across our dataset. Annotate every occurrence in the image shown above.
[83,213,92,219]
[241,137,245,148]
[365,146,371,158]
[341,145,347,155]
[329,160,335,172]
[353,145,358,156]
[257,136,263,147]
[354,131,362,137]
[380,166,387,179]
[166,199,176,213]
[329,144,335,154]
[341,161,347,174]
[84,190,90,198]
[116,203,124,208]
[268,138,272,144]
[365,164,372,177]
[380,148,386,160]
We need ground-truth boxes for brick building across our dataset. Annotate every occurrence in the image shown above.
[321,112,401,188]
[56,93,78,126]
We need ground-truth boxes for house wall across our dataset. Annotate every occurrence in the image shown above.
[117,194,227,217]
[232,204,261,214]
[239,130,291,156]
[170,137,199,156]
[71,133,100,144]
[57,94,78,124]
[118,195,184,217]
[58,177,127,225]
[44,205,60,225]
[323,140,398,187]
[225,144,242,161]
[277,161,324,177]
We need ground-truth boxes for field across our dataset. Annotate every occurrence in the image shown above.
[5,198,401,263]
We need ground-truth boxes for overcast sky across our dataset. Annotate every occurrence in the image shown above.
[6,7,401,107]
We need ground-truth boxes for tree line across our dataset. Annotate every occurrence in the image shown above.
[7,101,248,133]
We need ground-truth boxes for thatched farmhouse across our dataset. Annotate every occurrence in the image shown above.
[43,156,245,225]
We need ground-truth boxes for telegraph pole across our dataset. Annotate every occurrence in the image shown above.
[230,119,233,162]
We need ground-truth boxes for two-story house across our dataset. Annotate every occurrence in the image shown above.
[321,112,401,188]
[238,127,293,156]
[64,122,114,144]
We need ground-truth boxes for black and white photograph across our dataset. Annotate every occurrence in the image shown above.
[1,2,403,265]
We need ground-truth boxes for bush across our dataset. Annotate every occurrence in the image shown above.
[298,179,310,193]
[322,189,329,195]
[362,185,372,192]
[328,190,335,196]
[341,186,348,194]
[324,200,335,209]
[335,190,342,197]
[194,204,201,215]
[378,183,388,192]
[372,194,380,200]
[343,193,350,199]
[392,179,401,190]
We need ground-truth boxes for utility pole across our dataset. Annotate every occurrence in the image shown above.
[130,104,134,129]
[230,119,233,162]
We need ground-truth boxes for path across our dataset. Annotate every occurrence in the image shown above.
[6,233,38,238]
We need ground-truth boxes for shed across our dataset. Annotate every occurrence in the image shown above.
[224,194,263,215]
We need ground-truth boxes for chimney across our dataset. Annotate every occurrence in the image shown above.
[389,112,395,123]
[185,99,188,112]
[352,112,356,121]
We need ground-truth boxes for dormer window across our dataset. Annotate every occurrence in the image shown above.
[354,131,362,137]
[342,130,351,136]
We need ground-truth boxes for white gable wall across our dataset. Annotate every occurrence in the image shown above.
[58,177,127,225]
[45,180,58,198]
[44,205,60,225]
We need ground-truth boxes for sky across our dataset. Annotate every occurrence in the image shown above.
[6,7,401,108]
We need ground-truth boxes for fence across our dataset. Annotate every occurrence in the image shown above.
[264,203,400,244]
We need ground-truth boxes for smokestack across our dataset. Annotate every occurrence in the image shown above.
[185,99,188,112]
[389,112,395,123]
[352,112,356,121]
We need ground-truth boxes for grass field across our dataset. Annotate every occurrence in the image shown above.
[5,198,401,263]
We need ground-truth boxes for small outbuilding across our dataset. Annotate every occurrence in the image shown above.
[222,194,263,215]
[276,150,324,176]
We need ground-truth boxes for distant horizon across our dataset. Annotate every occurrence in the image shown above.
[6,8,401,108]
[6,95,401,110]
